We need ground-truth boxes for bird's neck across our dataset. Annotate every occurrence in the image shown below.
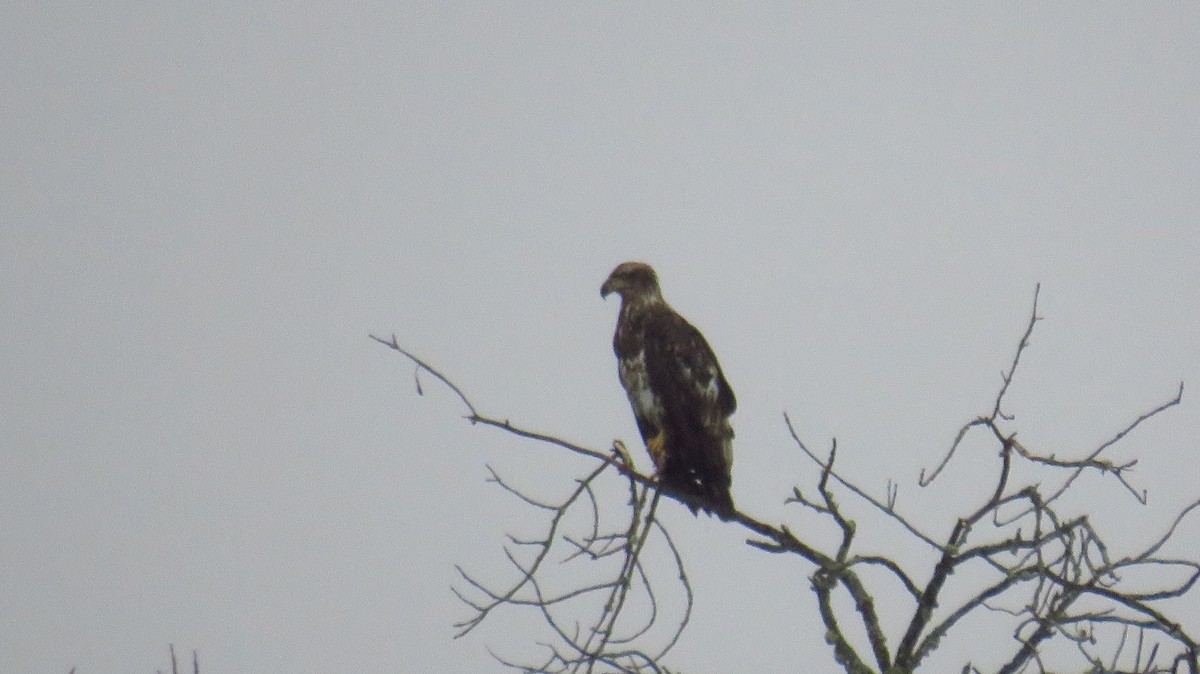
[619,291,664,320]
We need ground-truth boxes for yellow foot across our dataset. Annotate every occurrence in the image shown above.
[645,430,667,475]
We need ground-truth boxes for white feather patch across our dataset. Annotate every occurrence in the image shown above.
[620,350,662,426]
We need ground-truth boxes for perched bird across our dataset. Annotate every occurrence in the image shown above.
[601,261,736,517]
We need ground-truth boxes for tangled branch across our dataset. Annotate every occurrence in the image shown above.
[373,285,1197,673]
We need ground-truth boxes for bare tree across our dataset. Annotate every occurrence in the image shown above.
[374,285,1198,673]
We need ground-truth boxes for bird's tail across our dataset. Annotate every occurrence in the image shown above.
[666,474,735,520]
[704,482,736,520]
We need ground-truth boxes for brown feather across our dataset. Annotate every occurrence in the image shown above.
[602,262,736,517]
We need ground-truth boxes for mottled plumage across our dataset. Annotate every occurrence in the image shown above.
[601,262,736,516]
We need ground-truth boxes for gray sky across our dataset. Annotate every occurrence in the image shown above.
[3,3,1198,672]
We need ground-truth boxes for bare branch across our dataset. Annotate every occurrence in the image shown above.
[377,282,1197,673]
[922,283,1042,486]
[1038,382,1185,508]
[785,412,944,551]
[370,333,479,418]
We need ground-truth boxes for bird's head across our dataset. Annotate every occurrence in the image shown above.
[601,261,662,302]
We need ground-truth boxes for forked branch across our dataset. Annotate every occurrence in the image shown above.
[375,284,1196,674]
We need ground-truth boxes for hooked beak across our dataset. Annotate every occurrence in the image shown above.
[600,278,616,299]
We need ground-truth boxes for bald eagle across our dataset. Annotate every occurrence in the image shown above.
[601,261,736,517]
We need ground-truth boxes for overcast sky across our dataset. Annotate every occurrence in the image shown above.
[3,3,1198,673]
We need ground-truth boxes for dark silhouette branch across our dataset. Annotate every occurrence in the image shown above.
[375,285,1196,673]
